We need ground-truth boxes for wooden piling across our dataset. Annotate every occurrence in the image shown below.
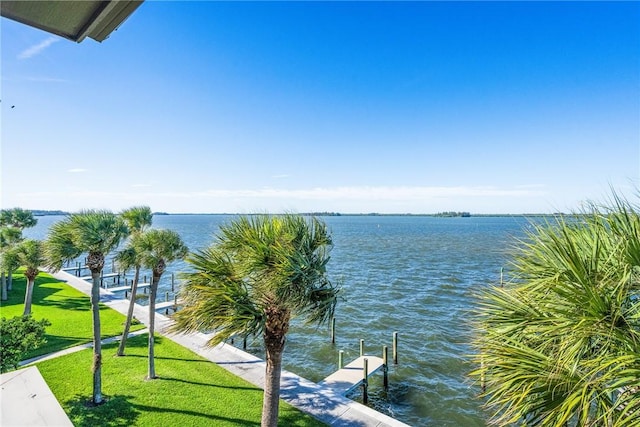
[338,350,344,369]
[171,273,175,292]
[331,317,336,344]
[362,358,369,404]
[243,336,247,350]
[383,345,389,391]
[393,332,398,364]
[500,267,504,287]
[359,339,364,357]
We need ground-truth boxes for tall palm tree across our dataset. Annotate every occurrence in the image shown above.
[44,210,127,405]
[116,206,153,356]
[132,229,187,379]
[0,226,23,300]
[472,195,640,426]
[14,239,45,316]
[172,214,340,427]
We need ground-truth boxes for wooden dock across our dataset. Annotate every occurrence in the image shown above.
[80,272,120,281]
[318,355,385,395]
[155,298,183,312]
[61,265,86,272]
[108,282,151,293]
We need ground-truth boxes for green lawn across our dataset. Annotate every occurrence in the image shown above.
[0,270,143,358]
[37,333,326,427]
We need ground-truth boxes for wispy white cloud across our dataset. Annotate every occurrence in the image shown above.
[15,185,551,214]
[21,185,547,201]
[67,168,87,173]
[18,37,60,60]
[191,185,548,200]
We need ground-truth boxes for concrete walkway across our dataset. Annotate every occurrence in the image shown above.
[1,366,73,427]
[33,270,411,427]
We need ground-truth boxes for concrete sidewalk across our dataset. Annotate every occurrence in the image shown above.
[48,270,412,427]
[1,366,73,427]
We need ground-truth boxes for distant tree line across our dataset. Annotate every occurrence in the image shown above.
[31,210,68,216]
[434,211,471,217]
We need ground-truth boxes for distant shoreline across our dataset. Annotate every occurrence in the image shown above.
[32,210,566,218]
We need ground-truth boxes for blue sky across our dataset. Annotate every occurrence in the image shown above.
[2,1,639,214]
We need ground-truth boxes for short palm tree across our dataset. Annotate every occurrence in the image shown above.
[14,239,45,316]
[44,210,127,405]
[131,228,187,379]
[116,206,153,356]
[0,208,37,230]
[172,214,340,427]
[472,195,640,426]
[0,209,36,293]
[0,226,23,300]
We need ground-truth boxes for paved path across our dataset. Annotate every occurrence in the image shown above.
[1,366,73,427]
[51,270,411,427]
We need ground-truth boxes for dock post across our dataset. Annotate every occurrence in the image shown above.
[76,262,81,277]
[383,345,389,391]
[171,273,175,292]
[125,290,129,299]
[174,295,178,312]
[165,292,169,302]
[338,350,344,369]
[500,267,504,287]
[243,336,247,350]
[393,332,398,364]
[331,317,336,344]
[360,339,364,357]
[362,358,369,404]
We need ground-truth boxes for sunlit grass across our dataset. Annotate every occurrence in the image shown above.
[0,270,143,358]
[37,334,326,427]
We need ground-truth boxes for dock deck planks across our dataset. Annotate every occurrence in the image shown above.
[318,355,385,395]
[108,282,151,293]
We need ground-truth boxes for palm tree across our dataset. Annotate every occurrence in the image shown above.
[472,195,640,426]
[0,226,23,300]
[14,239,45,316]
[132,229,187,379]
[0,208,37,229]
[172,214,340,427]
[0,209,36,293]
[44,210,127,405]
[116,206,153,356]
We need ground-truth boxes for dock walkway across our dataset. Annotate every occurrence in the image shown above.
[108,282,151,293]
[80,272,120,281]
[319,356,385,395]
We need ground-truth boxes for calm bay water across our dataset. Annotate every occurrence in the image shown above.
[26,214,537,426]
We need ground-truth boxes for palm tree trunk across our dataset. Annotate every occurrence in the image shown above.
[23,277,34,315]
[117,266,140,356]
[262,331,285,427]
[8,270,13,291]
[1,271,7,301]
[91,271,103,404]
[147,274,159,379]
